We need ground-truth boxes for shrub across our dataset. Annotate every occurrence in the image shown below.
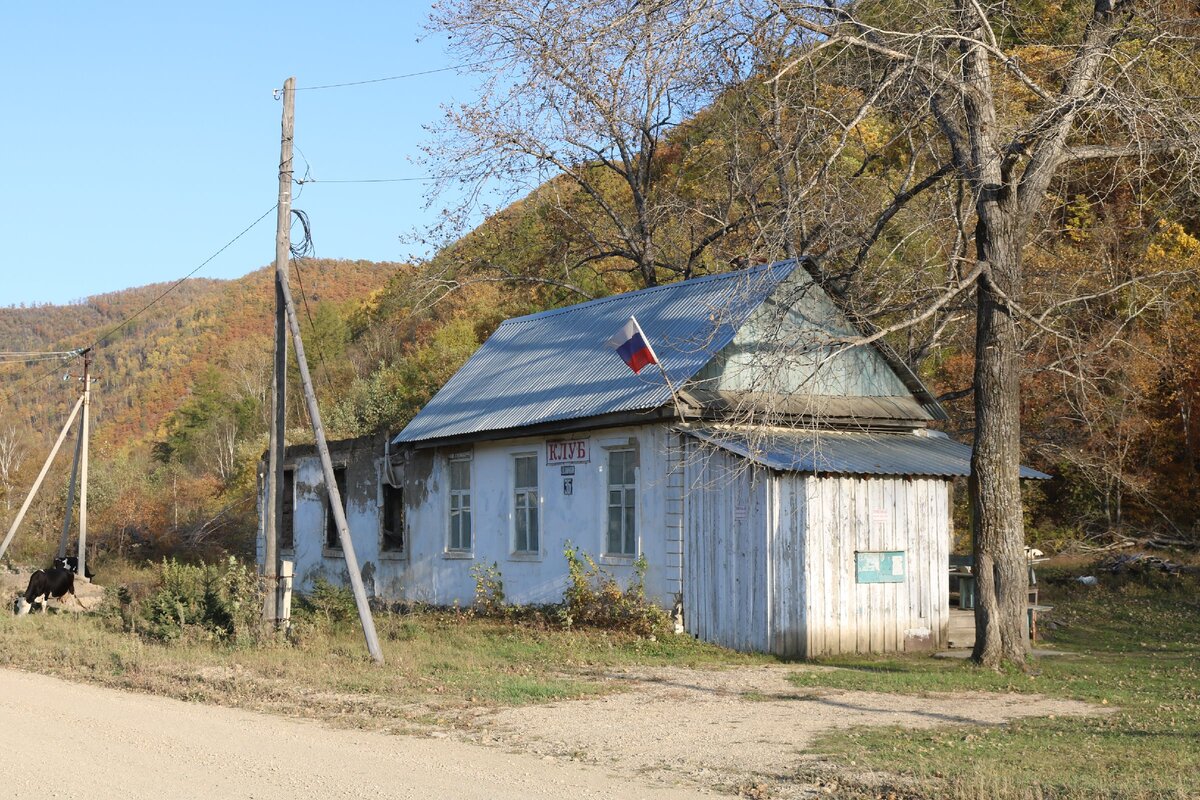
[296,576,358,625]
[139,557,262,643]
[560,543,668,636]
[471,561,506,616]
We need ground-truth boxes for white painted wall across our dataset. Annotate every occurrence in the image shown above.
[262,424,683,608]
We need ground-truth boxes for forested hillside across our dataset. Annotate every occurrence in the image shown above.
[0,259,398,561]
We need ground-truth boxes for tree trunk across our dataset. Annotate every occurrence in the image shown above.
[970,204,1030,667]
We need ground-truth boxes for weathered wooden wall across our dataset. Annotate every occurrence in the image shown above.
[682,446,771,652]
[681,442,951,658]
[793,474,950,656]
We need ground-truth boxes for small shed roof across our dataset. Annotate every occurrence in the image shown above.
[684,427,1051,479]
[397,263,798,444]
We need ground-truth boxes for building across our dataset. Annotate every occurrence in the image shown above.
[258,261,1047,657]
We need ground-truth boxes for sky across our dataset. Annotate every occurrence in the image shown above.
[0,3,474,306]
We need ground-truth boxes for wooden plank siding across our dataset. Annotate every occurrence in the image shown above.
[682,447,770,653]
[797,474,950,656]
[682,439,951,658]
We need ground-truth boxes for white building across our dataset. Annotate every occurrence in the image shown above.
[259,261,1046,657]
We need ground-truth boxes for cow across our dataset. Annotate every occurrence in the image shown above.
[13,568,88,616]
[53,555,95,580]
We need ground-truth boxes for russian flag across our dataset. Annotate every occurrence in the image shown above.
[606,316,659,374]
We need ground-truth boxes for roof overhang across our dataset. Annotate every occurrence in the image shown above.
[683,427,1051,480]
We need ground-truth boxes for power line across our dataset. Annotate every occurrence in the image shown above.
[295,176,439,184]
[291,58,504,91]
[84,205,277,352]
[0,205,277,409]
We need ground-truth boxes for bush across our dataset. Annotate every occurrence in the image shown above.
[471,561,506,616]
[560,543,668,636]
[139,557,262,643]
[295,576,358,625]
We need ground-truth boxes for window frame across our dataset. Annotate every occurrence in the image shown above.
[280,467,295,553]
[511,452,540,557]
[604,447,638,559]
[323,465,349,555]
[380,480,406,559]
[446,453,473,555]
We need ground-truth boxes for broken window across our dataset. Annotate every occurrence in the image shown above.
[324,466,348,550]
[382,482,405,553]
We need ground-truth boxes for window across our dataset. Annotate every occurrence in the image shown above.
[324,466,348,550]
[513,454,539,554]
[448,454,472,551]
[280,468,295,551]
[381,483,405,553]
[606,449,637,556]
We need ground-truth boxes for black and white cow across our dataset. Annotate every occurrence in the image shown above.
[53,555,94,580]
[14,568,87,615]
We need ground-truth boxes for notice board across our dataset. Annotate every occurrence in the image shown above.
[855,550,906,583]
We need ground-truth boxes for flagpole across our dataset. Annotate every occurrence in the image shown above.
[630,315,687,423]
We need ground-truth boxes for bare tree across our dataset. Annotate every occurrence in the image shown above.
[755,0,1200,666]
[425,0,756,290]
[0,425,27,514]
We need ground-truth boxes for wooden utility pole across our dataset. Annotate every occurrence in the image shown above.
[76,349,92,580]
[0,394,85,562]
[57,409,85,560]
[264,76,294,624]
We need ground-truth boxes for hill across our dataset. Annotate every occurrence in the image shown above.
[0,259,400,562]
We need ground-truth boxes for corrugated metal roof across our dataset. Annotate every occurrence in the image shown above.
[684,428,1052,479]
[397,262,800,444]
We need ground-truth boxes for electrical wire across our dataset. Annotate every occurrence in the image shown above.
[83,205,277,352]
[0,205,277,408]
[292,58,505,91]
[295,176,439,184]
[288,210,339,397]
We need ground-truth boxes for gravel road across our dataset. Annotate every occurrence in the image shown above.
[0,668,704,800]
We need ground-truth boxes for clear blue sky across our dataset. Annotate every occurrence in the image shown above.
[1,3,470,306]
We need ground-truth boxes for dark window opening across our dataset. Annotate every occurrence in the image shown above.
[325,467,348,550]
[280,468,295,550]
[382,483,405,553]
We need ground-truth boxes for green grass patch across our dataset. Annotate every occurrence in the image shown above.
[788,569,1200,799]
[0,594,762,730]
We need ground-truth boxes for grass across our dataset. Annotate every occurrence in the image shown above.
[0,598,764,731]
[787,568,1200,799]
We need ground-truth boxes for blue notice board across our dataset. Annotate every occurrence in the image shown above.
[856,551,906,583]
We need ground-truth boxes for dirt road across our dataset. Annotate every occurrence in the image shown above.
[0,668,703,800]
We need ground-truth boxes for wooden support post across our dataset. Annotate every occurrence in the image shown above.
[0,394,85,562]
[263,76,294,625]
[279,559,294,626]
[57,412,85,560]
[279,264,384,664]
[76,350,92,580]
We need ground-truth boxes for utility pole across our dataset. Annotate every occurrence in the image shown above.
[57,406,85,560]
[264,76,294,625]
[76,349,92,580]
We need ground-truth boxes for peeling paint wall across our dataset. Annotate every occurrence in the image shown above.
[259,425,681,607]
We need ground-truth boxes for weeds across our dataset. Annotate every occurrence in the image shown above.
[137,557,262,643]
[561,543,668,636]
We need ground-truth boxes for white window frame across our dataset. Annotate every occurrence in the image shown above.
[447,453,473,554]
[511,452,540,557]
[604,447,638,559]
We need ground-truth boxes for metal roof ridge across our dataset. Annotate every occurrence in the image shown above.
[496,260,797,327]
